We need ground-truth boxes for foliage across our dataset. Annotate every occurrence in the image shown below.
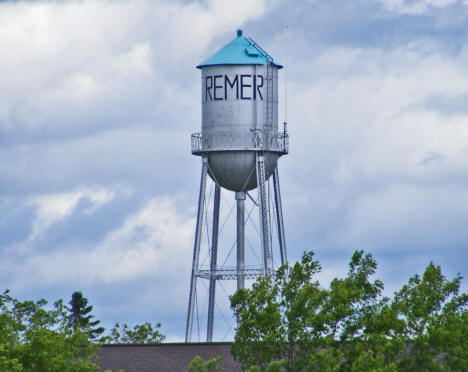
[230,250,468,372]
[0,289,167,370]
[246,360,288,372]
[0,290,99,372]
[104,321,165,344]
[188,355,224,372]
[66,291,105,341]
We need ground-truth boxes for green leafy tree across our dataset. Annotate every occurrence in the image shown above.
[245,360,288,372]
[230,250,468,372]
[104,321,165,344]
[189,355,224,372]
[0,290,99,372]
[66,291,104,341]
[387,262,468,370]
[231,251,381,371]
[341,262,468,371]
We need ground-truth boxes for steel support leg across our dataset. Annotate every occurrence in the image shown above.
[185,157,208,342]
[236,191,246,290]
[256,153,273,275]
[206,184,221,342]
[273,167,288,267]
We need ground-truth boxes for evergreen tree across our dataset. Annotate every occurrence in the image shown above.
[66,291,104,341]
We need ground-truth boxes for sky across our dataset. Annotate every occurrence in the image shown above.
[2,0,468,342]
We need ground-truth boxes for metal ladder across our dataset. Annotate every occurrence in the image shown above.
[266,62,274,129]
[256,153,273,275]
[246,36,275,130]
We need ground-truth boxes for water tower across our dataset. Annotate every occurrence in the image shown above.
[186,30,289,342]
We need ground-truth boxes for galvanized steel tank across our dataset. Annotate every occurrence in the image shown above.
[192,30,288,191]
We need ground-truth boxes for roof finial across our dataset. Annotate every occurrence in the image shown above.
[237,29,242,37]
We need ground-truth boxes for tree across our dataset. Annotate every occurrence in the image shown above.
[0,289,166,371]
[340,262,468,371]
[104,321,165,344]
[386,262,468,370]
[231,250,380,371]
[189,355,224,372]
[230,250,468,372]
[187,356,287,372]
[66,291,104,341]
[0,290,100,372]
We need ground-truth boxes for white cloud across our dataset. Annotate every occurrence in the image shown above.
[0,0,267,134]
[12,196,194,288]
[29,186,115,239]
[116,42,153,76]
[378,0,459,14]
[280,39,468,261]
[289,43,468,177]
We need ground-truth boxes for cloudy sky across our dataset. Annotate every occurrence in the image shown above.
[2,0,468,342]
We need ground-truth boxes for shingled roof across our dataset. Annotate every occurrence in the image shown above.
[95,342,242,372]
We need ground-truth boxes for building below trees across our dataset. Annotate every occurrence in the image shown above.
[94,343,241,372]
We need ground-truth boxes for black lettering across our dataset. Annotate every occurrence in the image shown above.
[253,74,256,100]
[214,75,223,101]
[241,74,251,100]
[224,75,239,100]
[256,75,263,100]
[205,76,213,101]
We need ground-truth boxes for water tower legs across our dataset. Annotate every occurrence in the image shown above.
[273,167,287,266]
[206,184,221,342]
[236,192,246,291]
[186,155,287,343]
[185,157,208,343]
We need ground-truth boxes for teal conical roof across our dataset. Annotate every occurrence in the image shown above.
[197,30,283,69]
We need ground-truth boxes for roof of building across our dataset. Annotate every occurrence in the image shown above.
[197,30,283,69]
[94,342,242,372]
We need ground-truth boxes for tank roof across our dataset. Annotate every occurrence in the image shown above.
[197,30,283,69]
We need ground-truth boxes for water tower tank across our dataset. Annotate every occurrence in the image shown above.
[192,30,287,191]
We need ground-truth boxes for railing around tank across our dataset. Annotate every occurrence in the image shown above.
[191,132,203,153]
[191,128,289,155]
[196,268,265,280]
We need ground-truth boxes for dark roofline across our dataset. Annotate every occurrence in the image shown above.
[95,342,242,372]
[99,341,233,347]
